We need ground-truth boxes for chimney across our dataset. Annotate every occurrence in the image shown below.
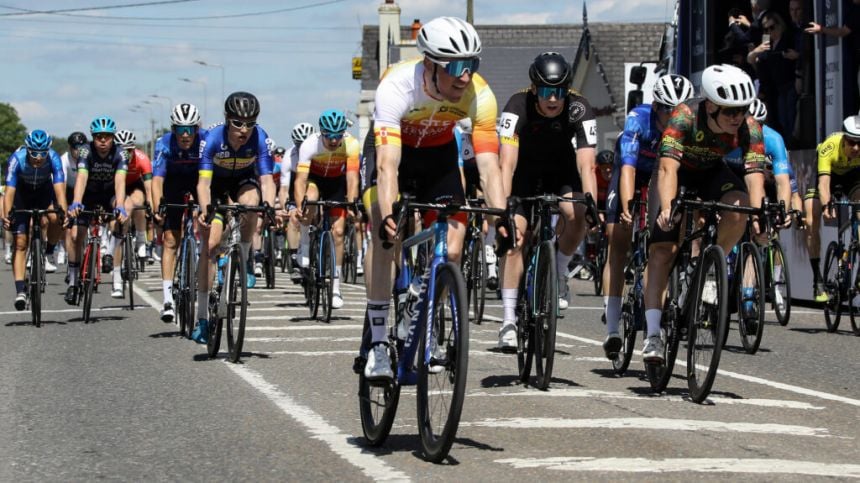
[411,19,421,40]
[378,0,401,75]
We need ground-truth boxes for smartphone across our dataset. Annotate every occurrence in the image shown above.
[762,33,771,45]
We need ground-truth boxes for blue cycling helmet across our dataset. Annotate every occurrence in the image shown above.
[90,116,117,134]
[318,109,348,135]
[24,129,52,151]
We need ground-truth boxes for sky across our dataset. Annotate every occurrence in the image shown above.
[0,0,674,147]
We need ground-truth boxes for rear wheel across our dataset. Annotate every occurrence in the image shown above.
[849,248,860,336]
[264,227,276,289]
[736,241,765,354]
[769,240,791,326]
[613,270,641,375]
[358,317,400,446]
[687,245,728,403]
[530,240,557,390]
[466,234,487,324]
[593,233,607,296]
[647,264,681,393]
[206,292,223,359]
[225,245,248,363]
[343,224,356,284]
[308,234,320,318]
[416,262,468,463]
[823,242,842,332]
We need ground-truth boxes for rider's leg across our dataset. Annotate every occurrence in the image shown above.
[237,185,261,273]
[643,241,679,338]
[298,184,320,268]
[129,188,147,255]
[499,214,528,345]
[716,190,750,256]
[364,194,396,345]
[604,222,632,335]
[332,214,345,295]
[13,231,28,296]
[445,216,466,265]
[557,191,589,307]
[805,195,823,292]
[162,229,179,306]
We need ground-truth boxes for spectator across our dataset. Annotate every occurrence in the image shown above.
[731,0,771,47]
[748,11,799,144]
[805,0,860,115]
[789,0,810,95]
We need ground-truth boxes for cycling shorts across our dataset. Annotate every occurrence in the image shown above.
[605,165,653,225]
[162,176,198,231]
[12,183,56,234]
[76,190,116,227]
[210,175,260,206]
[308,174,347,219]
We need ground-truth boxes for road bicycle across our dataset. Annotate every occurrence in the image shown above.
[301,199,355,322]
[461,198,487,324]
[356,196,509,462]
[614,189,649,375]
[13,207,64,327]
[72,207,116,324]
[118,205,151,310]
[822,190,860,335]
[158,194,198,338]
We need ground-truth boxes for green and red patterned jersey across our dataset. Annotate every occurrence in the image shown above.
[659,99,766,175]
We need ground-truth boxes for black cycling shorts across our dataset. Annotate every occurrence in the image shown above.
[210,175,260,206]
[12,182,56,234]
[605,164,653,225]
[161,176,198,231]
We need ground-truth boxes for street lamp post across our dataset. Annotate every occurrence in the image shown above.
[131,105,156,159]
[179,77,208,123]
[142,99,165,129]
[194,60,224,105]
[150,93,174,113]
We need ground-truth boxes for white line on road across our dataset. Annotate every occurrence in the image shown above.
[244,325,363,331]
[461,417,835,437]
[495,457,860,477]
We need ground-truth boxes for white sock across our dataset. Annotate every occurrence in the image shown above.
[68,265,79,285]
[299,225,310,266]
[502,288,518,324]
[368,300,389,343]
[198,290,208,321]
[645,309,662,338]
[108,236,117,256]
[556,250,573,278]
[163,280,173,304]
[605,296,622,334]
[136,231,147,247]
[113,267,121,286]
[334,265,341,294]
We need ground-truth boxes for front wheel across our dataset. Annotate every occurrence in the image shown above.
[416,262,468,463]
[225,245,248,363]
[530,240,557,390]
[822,242,842,333]
[30,237,43,327]
[82,242,98,324]
[264,228,276,289]
[736,241,765,354]
[124,234,136,310]
[687,245,728,403]
[769,240,791,327]
[466,235,487,324]
[647,264,681,393]
[358,317,400,446]
[613,270,641,375]
[320,232,335,323]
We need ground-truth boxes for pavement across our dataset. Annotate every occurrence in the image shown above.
[1,256,859,481]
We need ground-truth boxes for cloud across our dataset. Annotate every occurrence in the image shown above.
[11,101,50,123]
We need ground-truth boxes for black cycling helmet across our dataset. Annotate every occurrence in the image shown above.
[68,131,87,146]
[273,146,286,156]
[528,52,572,88]
[224,91,260,119]
[596,150,614,166]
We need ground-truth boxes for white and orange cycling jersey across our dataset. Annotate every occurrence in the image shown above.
[372,58,499,155]
[296,132,360,178]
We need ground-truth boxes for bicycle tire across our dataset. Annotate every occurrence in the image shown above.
[736,242,765,354]
[124,233,135,310]
[358,316,401,446]
[225,244,248,363]
[823,241,842,332]
[593,233,607,296]
[308,233,320,319]
[82,241,98,324]
[468,235,487,324]
[849,248,860,336]
[647,264,681,392]
[530,240,557,390]
[516,268,534,382]
[206,291,223,358]
[416,261,468,463]
[173,243,186,335]
[687,245,728,403]
[613,269,641,375]
[343,224,356,284]
[769,240,791,327]
[320,231,335,323]
[31,236,42,327]
[265,227,276,289]
[184,237,198,339]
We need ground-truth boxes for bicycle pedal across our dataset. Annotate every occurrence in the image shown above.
[352,356,366,375]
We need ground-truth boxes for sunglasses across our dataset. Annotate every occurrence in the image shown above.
[93,133,113,141]
[655,102,675,113]
[28,150,48,159]
[536,86,567,99]
[322,132,344,141]
[437,57,480,77]
[174,125,197,136]
[845,137,860,147]
[228,118,256,130]
[720,106,748,117]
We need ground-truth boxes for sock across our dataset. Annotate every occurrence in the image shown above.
[334,265,341,294]
[163,280,173,304]
[502,288,518,324]
[68,263,79,285]
[15,280,25,293]
[484,224,496,247]
[368,300,389,343]
[45,243,55,255]
[135,230,146,246]
[113,267,121,286]
[810,258,821,285]
[198,290,208,321]
[645,309,662,338]
[107,236,117,256]
[299,226,310,265]
[556,250,573,278]
[605,296,622,334]
[254,250,264,264]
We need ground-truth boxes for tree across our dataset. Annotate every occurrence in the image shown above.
[0,102,27,170]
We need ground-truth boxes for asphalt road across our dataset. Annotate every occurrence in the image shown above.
[1,258,859,481]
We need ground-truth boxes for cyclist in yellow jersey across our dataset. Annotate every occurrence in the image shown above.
[293,109,360,310]
[361,17,509,381]
[803,115,860,301]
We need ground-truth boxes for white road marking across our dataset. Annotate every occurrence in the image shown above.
[244,325,363,331]
[461,417,835,437]
[254,350,358,356]
[246,336,360,343]
[495,457,860,477]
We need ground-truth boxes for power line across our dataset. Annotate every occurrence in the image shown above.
[0,0,350,21]
[0,16,355,30]
[4,28,357,45]
[0,0,199,17]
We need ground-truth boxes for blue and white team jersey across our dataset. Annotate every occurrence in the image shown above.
[153,128,209,178]
[617,104,663,173]
[6,147,65,189]
[198,124,274,180]
[762,124,798,194]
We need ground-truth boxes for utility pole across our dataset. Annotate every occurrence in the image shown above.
[467,0,473,23]
[150,117,156,160]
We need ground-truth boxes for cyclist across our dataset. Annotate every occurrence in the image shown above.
[601,74,693,359]
[361,16,508,380]
[65,116,130,305]
[292,109,360,309]
[111,129,153,298]
[496,51,598,348]
[642,64,765,362]
[192,92,276,343]
[251,144,284,283]
[1,130,67,309]
[271,145,287,267]
[58,131,87,266]
[804,114,860,302]
[279,122,315,283]
[152,103,206,322]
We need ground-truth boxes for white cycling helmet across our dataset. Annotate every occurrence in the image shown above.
[748,99,768,121]
[417,16,482,61]
[114,129,136,148]
[843,115,860,140]
[170,103,201,126]
[700,64,756,107]
[653,74,694,107]
[291,122,315,145]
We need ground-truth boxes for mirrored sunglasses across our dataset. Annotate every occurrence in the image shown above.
[228,118,256,130]
[536,86,567,99]
[442,57,480,77]
[174,125,197,136]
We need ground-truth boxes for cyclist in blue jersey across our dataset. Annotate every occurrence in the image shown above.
[748,99,797,220]
[279,122,315,282]
[152,103,205,322]
[65,116,130,305]
[600,74,693,359]
[1,130,67,309]
[252,147,283,280]
[192,92,276,343]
